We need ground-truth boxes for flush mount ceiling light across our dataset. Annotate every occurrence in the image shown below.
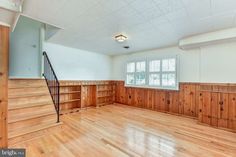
[114,34,127,43]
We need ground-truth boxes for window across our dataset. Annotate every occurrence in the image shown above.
[126,61,146,86]
[162,58,176,87]
[149,60,161,86]
[135,61,146,85]
[126,62,135,85]
[126,57,178,90]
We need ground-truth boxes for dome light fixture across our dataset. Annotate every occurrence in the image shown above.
[114,34,127,43]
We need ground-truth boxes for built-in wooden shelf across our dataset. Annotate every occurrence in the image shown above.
[59,83,81,110]
[96,83,115,106]
[58,81,116,110]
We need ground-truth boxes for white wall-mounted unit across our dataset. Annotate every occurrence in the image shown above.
[179,27,236,50]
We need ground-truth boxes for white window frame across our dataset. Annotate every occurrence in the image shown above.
[135,60,146,86]
[125,56,179,90]
[126,62,136,85]
[148,59,161,87]
[125,60,147,87]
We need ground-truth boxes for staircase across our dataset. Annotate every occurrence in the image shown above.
[8,79,63,145]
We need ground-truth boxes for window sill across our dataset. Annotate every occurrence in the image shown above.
[124,84,179,91]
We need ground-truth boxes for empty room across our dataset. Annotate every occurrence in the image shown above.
[0,0,236,157]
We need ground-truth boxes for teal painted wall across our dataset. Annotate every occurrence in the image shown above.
[10,16,42,78]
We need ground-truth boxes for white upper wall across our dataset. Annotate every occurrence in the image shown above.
[44,43,112,80]
[112,46,200,82]
[200,42,236,83]
[112,41,236,83]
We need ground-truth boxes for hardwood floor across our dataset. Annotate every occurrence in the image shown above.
[10,104,236,157]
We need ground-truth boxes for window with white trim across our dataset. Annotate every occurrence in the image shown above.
[135,61,146,85]
[126,62,135,85]
[149,60,161,86]
[161,58,176,87]
[126,57,178,90]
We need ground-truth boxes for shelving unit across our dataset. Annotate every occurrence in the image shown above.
[60,85,81,110]
[96,82,115,107]
[58,81,116,111]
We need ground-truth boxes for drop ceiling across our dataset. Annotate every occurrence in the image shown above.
[17,0,236,55]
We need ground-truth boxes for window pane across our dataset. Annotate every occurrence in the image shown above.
[162,73,176,87]
[162,58,176,72]
[136,61,146,72]
[149,74,160,86]
[149,60,160,72]
[127,74,135,85]
[127,62,135,73]
[136,73,146,85]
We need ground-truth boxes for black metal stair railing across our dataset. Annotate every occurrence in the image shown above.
[43,51,60,123]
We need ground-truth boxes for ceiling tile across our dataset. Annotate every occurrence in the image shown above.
[21,0,236,55]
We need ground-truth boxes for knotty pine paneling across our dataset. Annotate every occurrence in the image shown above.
[115,82,199,118]
[115,81,236,132]
[81,85,97,108]
[57,80,236,132]
[228,93,236,130]
[0,25,9,148]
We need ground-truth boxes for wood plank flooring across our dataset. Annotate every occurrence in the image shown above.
[9,104,236,157]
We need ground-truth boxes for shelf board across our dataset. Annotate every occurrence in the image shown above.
[60,99,81,104]
[60,91,81,95]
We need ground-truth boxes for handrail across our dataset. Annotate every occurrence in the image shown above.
[43,51,60,123]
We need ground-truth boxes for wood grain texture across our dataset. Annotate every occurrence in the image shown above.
[0,25,9,148]
[8,79,60,145]
[59,81,116,110]
[10,104,236,157]
[96,83,116,106]
[115,81,236,132]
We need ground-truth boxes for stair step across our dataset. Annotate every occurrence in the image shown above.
[9,104,55,118]
[9,101,53,110]
[9,87,48,95]
[8,122,63,139]
[8,114,57,132]
[9,85,46,89]
[9,110,56,123]
[9,93,50,99]
[9,79,46,88]
[9,95,52,105]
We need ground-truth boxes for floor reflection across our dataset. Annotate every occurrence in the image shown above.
[125,124,176,157]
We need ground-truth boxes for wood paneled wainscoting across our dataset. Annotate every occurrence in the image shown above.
[0,25,9,148]
[115,81,236,132]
